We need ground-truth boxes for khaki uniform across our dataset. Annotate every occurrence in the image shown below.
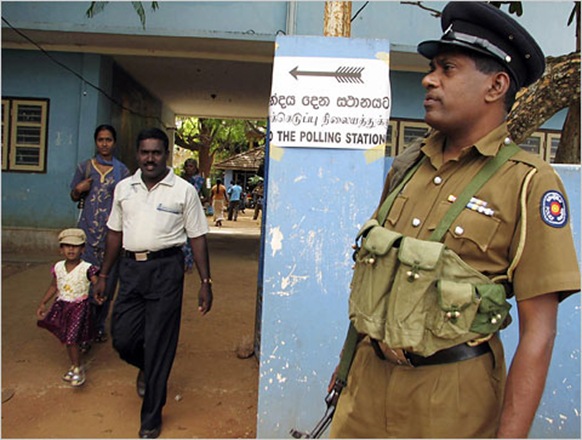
[330,123,580,438]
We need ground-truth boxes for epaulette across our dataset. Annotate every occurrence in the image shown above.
[508,147,546,170]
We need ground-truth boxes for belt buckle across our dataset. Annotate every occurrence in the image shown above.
[377,341,413,367]
[135,251,149,262]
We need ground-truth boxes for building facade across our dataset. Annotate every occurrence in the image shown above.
[1,1,576,248]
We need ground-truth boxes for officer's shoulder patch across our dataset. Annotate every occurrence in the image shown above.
[540,190,568,228]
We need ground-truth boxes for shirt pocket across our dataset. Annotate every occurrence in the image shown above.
[428,201,500,252]
[156,202,184,215]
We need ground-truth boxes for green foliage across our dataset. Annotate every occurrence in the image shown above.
[490,2,523,16]
[86,1,159,29]
[567,2,579,26]
[175,117,266,161]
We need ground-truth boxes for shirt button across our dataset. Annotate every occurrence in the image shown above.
[433,176,443,185]
[454,226,464,235]
[412,218,421,227]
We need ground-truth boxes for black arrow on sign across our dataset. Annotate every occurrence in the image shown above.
[289,66,365,83]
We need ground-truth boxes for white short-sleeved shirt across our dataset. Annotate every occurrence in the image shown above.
[107,168,208,252]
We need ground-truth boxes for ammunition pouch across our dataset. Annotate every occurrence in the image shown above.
[348,218,511,357]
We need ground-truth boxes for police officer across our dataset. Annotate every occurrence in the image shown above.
[330,2,580,438]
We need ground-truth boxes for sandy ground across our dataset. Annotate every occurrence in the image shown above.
[1,211,262,439]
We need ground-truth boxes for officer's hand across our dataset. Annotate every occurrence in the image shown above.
[198,284,213,315]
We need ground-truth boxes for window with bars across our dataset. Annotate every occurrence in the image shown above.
[518,132,544,158]
[1,98,49,172]
[384,121,398,157]
[546,133,561,163]
[382,119,561,163]
[398,121,430,154]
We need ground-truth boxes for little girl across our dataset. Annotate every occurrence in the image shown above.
[37,228,101,387]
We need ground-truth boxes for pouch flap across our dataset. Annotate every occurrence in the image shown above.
[398,237,444,269]
[471,284,512,334]
[355,218,380,242]
[437,280,478,311]
[362,225,402,256]
[475,284,509,311]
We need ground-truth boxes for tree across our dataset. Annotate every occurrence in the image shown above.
[174,117,266,178]
[404,1,580,163]
[86,2,159,29]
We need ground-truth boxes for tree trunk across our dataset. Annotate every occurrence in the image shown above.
[554,98,580,163]
[507,52,580,163]
[198,144,213,178]
[323,1,352,37]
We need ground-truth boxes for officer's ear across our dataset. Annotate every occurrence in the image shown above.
[485,71,511,104]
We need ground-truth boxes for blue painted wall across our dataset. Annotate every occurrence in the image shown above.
[1,49,111,228]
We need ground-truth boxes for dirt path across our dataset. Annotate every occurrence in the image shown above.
[1,212,262,438]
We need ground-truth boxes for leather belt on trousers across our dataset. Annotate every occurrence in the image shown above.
[123,247,182,262]
[370,338,491,367]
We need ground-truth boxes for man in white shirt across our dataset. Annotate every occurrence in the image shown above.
[94,127,213,439]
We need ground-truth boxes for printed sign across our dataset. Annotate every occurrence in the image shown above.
[269,56,391,149]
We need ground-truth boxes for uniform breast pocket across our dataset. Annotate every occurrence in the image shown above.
[428,201,501,253]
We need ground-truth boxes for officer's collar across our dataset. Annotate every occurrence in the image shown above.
[421,122,510,165]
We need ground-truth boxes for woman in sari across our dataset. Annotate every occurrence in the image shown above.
[70,124,130,347]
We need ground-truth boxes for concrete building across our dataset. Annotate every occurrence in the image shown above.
[2,1,575,248]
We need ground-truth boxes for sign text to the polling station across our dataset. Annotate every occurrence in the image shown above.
[269,55,391,150]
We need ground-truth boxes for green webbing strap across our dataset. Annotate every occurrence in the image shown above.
[336,322,359,386]
[376,157,427,226]
[429,142,521,242]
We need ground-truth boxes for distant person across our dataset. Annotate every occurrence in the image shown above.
[94,128,213,439]
[252,181,264,221]
[240,186,248,214]
[37,228,100,388]
[181,158,205,197]
[227,180,243,221]
[210,178,228,227]
[180,158,205,272]
[70,124,130,347]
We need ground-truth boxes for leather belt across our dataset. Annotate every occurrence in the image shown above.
[370,338,491,367]
[123,247,182,262]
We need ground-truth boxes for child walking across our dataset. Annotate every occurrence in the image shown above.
[36,228,101,387]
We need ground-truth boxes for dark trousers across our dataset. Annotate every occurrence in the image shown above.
[111,251,184,430]
[227,200,240,220]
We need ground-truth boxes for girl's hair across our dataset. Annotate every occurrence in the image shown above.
[94,124,117,142]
